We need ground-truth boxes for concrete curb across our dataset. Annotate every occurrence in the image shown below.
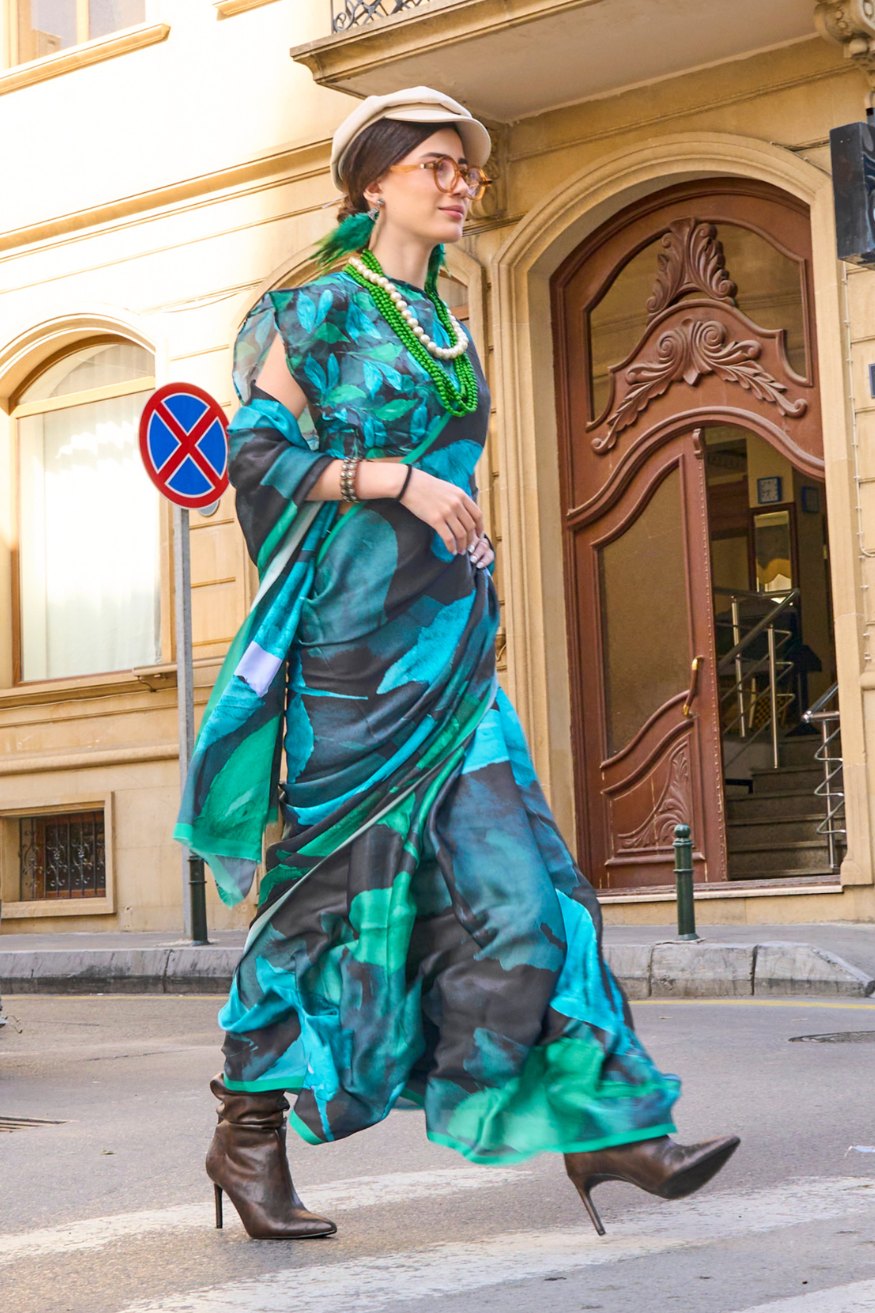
[754,942,875,997]
[1,938,873,998]
[603,939,875,999]
[0,945,238,994]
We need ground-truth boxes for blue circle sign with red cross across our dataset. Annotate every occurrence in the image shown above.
[139,383,229,509]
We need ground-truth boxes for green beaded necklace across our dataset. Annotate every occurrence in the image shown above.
[343,248,479,419]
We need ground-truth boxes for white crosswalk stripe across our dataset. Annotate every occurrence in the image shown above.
[0,1168,525,1266]
[108,1175,875,1313]
[740,1281,875,1312]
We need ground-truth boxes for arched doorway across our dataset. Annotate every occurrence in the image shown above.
[552,179,834,890]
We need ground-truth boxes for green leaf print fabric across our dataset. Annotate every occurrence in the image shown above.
[177,269,680,1163]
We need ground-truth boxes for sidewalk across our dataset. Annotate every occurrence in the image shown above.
[0,922,873,998]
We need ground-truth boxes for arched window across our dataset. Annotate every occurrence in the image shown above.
[13,340,160,681]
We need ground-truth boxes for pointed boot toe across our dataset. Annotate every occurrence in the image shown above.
[239,1203,337,1241]
[293,1210,337,1239]
[657,1134,740,1200]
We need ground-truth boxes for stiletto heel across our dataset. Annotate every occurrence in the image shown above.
[214,1183,223,1230]
[576,1184,605,1237]
[565,1134,739,1237]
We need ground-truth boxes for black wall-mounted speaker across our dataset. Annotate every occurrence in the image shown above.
[830,118,875,266]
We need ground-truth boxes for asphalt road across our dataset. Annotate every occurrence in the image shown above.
[2,993,875,1313]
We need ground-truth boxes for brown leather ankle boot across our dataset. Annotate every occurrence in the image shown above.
[205,1074,336,1239]
[565,1133,740,1236]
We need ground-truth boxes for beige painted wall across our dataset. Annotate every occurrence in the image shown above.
[1,3,874,931]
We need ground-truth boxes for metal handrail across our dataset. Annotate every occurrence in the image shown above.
[717,588,800,673]
[713,585,794,602]
[803,682,845,871]
[716,588,800,771]
[804,679,840,719]
[719,647,796,772]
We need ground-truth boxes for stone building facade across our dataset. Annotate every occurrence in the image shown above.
[2,0,875,934]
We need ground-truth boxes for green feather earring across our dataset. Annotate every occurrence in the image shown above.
[314,207,449,282]
[314,211,378,270]
[426,243,447,291]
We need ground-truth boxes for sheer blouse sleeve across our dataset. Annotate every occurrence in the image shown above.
[227,282,346,566]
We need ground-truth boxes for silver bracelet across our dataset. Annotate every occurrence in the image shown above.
[340,454,362,502]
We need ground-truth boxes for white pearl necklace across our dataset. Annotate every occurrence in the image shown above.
[347,255,469,361]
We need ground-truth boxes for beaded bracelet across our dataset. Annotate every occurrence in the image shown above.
[395,466,414,502]
[340,454,361,503]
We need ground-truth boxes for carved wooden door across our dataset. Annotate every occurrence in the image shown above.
[571,429,723,888]
[552,181,822,889]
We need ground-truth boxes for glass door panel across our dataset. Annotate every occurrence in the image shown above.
[598,468,689,755]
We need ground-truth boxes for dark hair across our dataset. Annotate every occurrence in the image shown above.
[337,119,461,220]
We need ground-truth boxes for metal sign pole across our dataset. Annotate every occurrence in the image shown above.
[141,382,227,946]
[173,504,209,944]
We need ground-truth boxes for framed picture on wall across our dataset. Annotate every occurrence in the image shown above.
[801,485,821,514]
[756,476,783,505]
[750,505,797,594]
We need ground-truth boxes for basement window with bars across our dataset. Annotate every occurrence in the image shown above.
[18,810,106,900]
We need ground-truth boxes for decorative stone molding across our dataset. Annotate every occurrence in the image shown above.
[815,0,875,46]
[470,124,508,224]
[0,139,328,255]
[0,23,170,97]
[815,1,875,89]
[214,0,280,18]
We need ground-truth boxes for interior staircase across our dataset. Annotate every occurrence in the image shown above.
[726,736,836,880]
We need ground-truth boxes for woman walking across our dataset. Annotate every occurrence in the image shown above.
[175,86,738,1242]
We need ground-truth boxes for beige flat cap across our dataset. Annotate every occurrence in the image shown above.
[331,85,492,191]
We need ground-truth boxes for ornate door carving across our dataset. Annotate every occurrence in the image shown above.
[552,181,822,889]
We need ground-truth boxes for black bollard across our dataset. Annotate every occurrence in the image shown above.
[189,854,209,945]
[673,823,699,941]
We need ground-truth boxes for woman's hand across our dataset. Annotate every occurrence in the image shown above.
[467,533,494,570]
[400,468,484,555]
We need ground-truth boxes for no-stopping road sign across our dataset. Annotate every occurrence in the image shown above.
[139,383,229,509]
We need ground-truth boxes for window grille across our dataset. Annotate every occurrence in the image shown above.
[19,811,106,900]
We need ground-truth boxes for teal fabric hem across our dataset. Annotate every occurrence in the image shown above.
[289,1108,324,1146]
[424,1121,678,1167]
[222,1077,303,1093]
[220,1071,675,1162]
[172,824,259,864]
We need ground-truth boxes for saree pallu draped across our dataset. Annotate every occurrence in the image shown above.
[175,271,680,1164]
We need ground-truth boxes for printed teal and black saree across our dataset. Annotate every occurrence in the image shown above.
[176,270,680,1164]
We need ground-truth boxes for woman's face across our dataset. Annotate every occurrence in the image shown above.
[365,127,475,247]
